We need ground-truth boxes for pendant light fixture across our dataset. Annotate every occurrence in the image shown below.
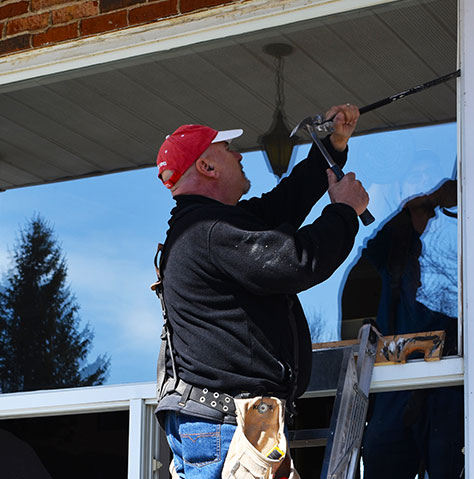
[259,43,298,179]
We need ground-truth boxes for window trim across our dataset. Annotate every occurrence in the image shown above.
[460,0,474,475]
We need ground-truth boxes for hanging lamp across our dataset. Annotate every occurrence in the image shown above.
[259,43,298,179]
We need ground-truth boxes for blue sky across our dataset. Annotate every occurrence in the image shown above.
[0,123,458,385]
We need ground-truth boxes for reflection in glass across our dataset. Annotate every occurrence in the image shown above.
[340,126,458,344]
[299,123,458,346]
[319,123,463,479]
[0,411,129,479]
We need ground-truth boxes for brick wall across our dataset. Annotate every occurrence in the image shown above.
[0,0,239,57]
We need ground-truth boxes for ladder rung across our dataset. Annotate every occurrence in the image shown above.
[289,428,329,448]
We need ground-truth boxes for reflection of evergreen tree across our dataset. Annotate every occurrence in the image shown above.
[0,215,109,393]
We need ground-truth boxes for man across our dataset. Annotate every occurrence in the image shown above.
[154,104,368,478]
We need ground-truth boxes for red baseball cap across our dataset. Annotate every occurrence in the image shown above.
[157,124,243,189]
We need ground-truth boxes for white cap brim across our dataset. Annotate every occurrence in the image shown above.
[212,129,243,144]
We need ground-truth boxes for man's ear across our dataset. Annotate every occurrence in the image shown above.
[160,170,173,183]
[195,157,218,178]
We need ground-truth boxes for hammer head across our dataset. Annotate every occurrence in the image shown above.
[289,115,334,137]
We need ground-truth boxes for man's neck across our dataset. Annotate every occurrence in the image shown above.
[173,185,238,206]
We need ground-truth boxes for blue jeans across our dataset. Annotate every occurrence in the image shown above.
[164,411,237,479]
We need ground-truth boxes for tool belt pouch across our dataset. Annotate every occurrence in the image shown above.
[222,397,300,479]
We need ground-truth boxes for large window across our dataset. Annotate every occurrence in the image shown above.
[0,0,458,390]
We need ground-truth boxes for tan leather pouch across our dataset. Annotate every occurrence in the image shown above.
[169,458,180,479]
[222,397,300,479]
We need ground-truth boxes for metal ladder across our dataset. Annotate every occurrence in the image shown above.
[289,323,379,479]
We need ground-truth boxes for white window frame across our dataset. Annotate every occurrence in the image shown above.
[459,0,473,476]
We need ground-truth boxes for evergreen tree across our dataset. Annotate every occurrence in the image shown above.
[0,215,109,393]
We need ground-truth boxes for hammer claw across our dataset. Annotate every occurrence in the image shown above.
[290,115,334,137]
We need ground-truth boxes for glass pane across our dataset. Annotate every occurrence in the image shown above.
[293,123,459,356]
[0,0,458,392]
[0,411,129,478]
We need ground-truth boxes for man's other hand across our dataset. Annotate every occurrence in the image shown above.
[327,168,369,216]
[326,104,360,152]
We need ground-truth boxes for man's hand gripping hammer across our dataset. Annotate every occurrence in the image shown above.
[290,116,375,226]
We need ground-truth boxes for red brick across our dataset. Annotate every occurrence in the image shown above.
[180,0,234,14]
[0,33,30,55]
[6,12,49,36]
[0,1,29,21]
[0,21,4,36]
[32,21,78,46]
[100,0,145,14]
[52,1,98,25]
[32,0,69,12]
[80,10,127,35]
[129,1,177,25]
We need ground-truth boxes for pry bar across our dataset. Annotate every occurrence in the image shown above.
[309,69,461,131]
[358,69,460,116]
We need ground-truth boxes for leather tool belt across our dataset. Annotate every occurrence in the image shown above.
[174,379,237,417]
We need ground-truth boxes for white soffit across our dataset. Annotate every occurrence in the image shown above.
[0,0,457,190]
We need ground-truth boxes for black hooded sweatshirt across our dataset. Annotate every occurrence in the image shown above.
[156,138,359,421]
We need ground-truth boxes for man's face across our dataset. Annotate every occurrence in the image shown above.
[205,142,251,204]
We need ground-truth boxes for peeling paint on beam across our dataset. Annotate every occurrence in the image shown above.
[0,0,400,87]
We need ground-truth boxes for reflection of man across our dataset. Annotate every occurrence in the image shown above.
[355,180,463,479]
[154,104,369,478]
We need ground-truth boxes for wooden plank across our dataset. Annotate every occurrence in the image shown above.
[312,330,446,366]
[375,330,445,365]
[313,339,359,350]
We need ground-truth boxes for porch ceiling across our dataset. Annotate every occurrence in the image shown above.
[0,0,457,191]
